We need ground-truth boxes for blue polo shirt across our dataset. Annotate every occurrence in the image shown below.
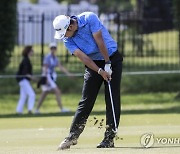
[63,12,117,60]
[43,53,59,74]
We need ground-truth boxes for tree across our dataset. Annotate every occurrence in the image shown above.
[173,0,180,99]
[57,0,134,13]
[0,0,17,72]
[173,0,180,25]
[173,0,180,62]
[96,0,133,13]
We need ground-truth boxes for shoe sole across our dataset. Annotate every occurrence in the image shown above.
[58,140,77,150]
[97,145,115,148]
[97,143,114,148]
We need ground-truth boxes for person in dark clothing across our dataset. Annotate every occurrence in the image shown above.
[16,46,36,114]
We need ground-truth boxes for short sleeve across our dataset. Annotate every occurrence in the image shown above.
[55,57,59,66]
[64,39,79,54]
[43,55,49,65]
[88,12,102,34]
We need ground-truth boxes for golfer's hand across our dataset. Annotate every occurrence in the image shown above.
[99,70,111,81]
[104,63,112,76]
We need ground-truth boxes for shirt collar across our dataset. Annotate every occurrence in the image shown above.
[71,15,86,28]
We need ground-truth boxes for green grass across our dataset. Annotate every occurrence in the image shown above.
[123,30,178,56]
[1,92,180,153]
[0,115,180,154]
[147,30,178,53]
[0,92,180,115]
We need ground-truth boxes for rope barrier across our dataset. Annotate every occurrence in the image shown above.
[0,70,180,78]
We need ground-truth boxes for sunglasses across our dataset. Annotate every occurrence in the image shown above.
[50,47,57,49]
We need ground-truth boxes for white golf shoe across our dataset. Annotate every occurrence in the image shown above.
[61,108,70,113]
[34,110,40,114]
[57,137,77,150]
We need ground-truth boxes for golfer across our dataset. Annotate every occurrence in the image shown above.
[53,12,123,149]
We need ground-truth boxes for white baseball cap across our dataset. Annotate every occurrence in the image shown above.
[49,42,57,48]
[53,15,70,39]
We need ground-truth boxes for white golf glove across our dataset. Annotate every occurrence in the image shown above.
[104,61,112,75]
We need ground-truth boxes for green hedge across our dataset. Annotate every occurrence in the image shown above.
[121,74,180,93]
[0,74,180,95]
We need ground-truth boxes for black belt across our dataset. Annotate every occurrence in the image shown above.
[110,51,118,58]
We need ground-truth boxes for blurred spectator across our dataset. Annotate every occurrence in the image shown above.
[35,42,71,114]
[16,46,36,114]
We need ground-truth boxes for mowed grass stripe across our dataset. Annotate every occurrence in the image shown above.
[1,114,180,153]
[1,126,180,154]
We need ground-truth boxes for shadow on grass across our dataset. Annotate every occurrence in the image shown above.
[1,105,180,118]
[69,145,180,150]
[113,145,180,149]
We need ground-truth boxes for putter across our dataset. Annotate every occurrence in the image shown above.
[107,80,118,133]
